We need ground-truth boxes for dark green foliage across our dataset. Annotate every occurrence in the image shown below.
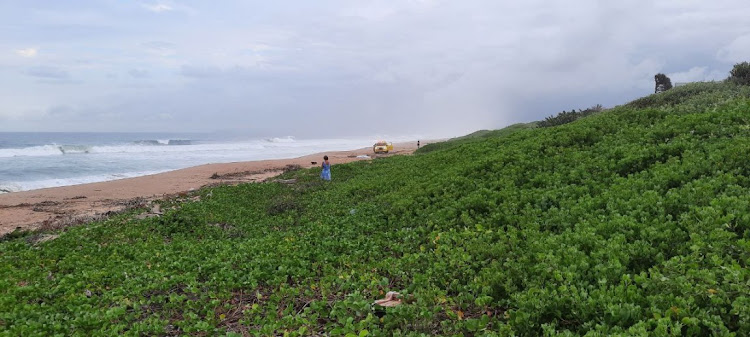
[538,104,603,128]
[627,81,750,110]
[156,208,209,236]
[3,82,750,336]
[0,228,32,242]
[729,61,750,86]
[415,122,537,154]
[654,73,673,93]
[267,194,302,216]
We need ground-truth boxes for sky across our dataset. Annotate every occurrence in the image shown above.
[1,1,749,138]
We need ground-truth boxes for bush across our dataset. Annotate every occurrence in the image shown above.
[729,61,750,86]
[538,104,603,128]
[156,207,211,237]
[654,73,673,93]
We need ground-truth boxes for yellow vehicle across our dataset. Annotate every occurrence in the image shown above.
[373,141,390,153]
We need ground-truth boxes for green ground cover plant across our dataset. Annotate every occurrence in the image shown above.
[537,105,604,128]
[2,81,750,336]
[416,122,537,154]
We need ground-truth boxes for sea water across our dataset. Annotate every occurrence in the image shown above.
[0,132,409,193]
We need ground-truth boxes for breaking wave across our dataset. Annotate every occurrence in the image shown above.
[0,140,195,158]
[0,170,168,193]
[0,183,21,194]
[265,136,295,143]
[134,140,165,146]
[58,145,92,154]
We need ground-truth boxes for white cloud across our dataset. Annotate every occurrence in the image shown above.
[669,67,726,84]
[26,66,70,79]
[717,34,750,63]
[142,41,177,57]
[142,3,173,13]
[140,2,196,15]
[128,69,150,78]
[179,65,223,78]
[15,48,38,58]
[247,44,272,52]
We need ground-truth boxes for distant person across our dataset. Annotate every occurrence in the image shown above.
[417,140,420,149]
[320,155,331,181]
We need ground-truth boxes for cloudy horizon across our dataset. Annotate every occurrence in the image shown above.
[2,1,749,138]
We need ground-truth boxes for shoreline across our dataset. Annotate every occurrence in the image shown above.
[0,140,429,236]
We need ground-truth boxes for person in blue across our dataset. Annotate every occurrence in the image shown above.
[320,155,331,181]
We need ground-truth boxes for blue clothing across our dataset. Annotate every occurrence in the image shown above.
[321,162,331,181]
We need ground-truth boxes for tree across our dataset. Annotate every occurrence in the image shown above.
[654,73,673,93]
[728,61,750,86]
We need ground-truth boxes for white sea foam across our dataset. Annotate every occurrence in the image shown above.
[0,141,269,158]
[0,144,63,158]
[0,170,168,192]
[0,183,22,194]
[265,136,295,143]
[0,137,376,158]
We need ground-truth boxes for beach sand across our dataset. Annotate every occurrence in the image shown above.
[0,141,430,236]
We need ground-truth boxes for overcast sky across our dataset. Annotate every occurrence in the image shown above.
[1,1,749,138]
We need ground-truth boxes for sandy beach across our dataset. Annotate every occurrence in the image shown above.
[0,141,430,237]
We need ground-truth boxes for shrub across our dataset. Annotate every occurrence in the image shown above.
[538,104,603,128]
[729,61,750,86]
[654,73,673,93]
[156,208,209,236]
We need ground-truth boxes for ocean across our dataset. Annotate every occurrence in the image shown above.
[0,132,408,193]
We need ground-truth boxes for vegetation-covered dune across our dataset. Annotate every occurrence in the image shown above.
[3,81,750,336]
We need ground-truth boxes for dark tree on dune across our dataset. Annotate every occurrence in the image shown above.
[654,73,673,93]
[728,61,750,86]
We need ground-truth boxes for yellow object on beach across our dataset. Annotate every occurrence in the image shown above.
[373,140,392,153]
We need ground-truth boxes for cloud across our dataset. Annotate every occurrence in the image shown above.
[179,65,223,78]
[142,41,175,49]
[142,41,176,56]
[717,34,750,64]
[141,2,196,15]
[4,1,750,136]
[245,43,274,53]
[128,69,150,78]
[143,4,172,12]
[46,105,76,117]
[669,67,726,84]
[15,48,38,58]
[142,3,173,13]
[25,66,70,79]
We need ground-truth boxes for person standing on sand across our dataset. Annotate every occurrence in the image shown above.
[320,155,331,181]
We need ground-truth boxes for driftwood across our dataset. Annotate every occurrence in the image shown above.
[275,179,297,184]
[134,203,164,220]
[373,291,402,307]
